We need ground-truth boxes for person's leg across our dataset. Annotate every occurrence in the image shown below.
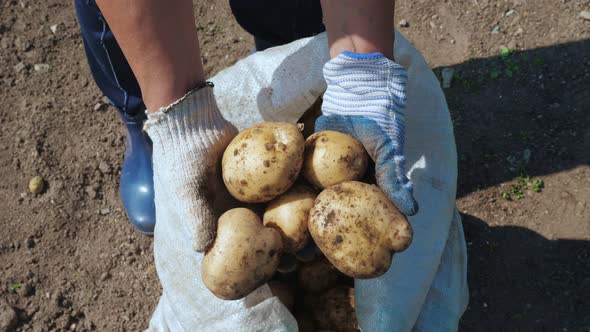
[94,0,205,112]
[75,0,144,116]
[229,0,325,51]
[75,0,156,234]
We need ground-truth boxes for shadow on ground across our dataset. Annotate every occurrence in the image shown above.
[438,39,590,198]
[442,40,590,331]
[459,213,590,331]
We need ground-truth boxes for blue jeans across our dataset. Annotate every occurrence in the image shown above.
[75,0,324,114]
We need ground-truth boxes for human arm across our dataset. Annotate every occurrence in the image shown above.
[96,0,236,251]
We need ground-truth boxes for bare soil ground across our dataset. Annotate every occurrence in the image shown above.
[0,0,588,331]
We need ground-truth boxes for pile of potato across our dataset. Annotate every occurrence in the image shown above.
[201,105,413,331]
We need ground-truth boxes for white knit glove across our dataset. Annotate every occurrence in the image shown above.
[144,85,296,331]
[143,84,237,252]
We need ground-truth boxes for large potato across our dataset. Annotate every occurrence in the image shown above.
[202,208,282,300]
[302,130,369,189]
[222,122,304,203]
[309,181,413,278]
[312,286,358,331]
[263,184,317,253]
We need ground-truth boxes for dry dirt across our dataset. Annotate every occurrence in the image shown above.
[0,0,589,331]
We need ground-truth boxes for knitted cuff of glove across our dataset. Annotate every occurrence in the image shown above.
[143,84,230,148]
[322,51,408,118]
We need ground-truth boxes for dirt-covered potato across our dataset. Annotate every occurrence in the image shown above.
[268,280,294,312]
[302,130,369,189]
[312,286,358,331]
[297,258,343,293]
[202,208,282,300]
[263,184,317,253]
[222,122,305,203]
[309,181,413,278]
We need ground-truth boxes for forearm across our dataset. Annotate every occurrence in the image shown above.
[96,0,205,112]
[320,0,395,60]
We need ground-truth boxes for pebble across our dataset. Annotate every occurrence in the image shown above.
[15,37,31,52]
[441,67,455,89]
[399,19,409,28]
[25,236,35,249]
[85,186,97,199]
[523,149,531,163]
[580,11,590,21]
[50,24,59,34]
[33,63,50,73]
[93,103,103,111]
[491,25,500,34]
[0,300,18,332]
[505,9,515,16]
[14,62,26,73]
[0,37,11,49]
[29,176,45,195]
[99,272,111,281]
[99,208,111,216]
[98,160,112,174]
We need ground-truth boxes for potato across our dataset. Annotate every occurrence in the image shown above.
[202,208,282,300]
[312,286,358,331]
[263,184,317,253]
[268,280,294,312]
[297,258,342,293]
[302,131,369,189]
[309,181,413,278]
[222,122,305,203]
[29,175,44,194]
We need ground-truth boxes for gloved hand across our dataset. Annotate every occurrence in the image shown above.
[144,85,297,330]
[317,51,418,216]
[143,83,238,252]
[318,51,420,332]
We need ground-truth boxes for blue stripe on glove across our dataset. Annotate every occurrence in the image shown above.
[319,51,417,216]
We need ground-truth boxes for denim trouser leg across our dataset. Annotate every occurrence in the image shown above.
[74,0,144,116]
[229,0,325,51]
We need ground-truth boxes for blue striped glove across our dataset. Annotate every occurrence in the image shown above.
[318,51,418,216]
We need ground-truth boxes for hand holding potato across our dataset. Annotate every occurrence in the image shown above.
[318,51,418,216]
[209,118,414,302]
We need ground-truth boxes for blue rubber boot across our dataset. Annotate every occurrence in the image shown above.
[117,109,156,235]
